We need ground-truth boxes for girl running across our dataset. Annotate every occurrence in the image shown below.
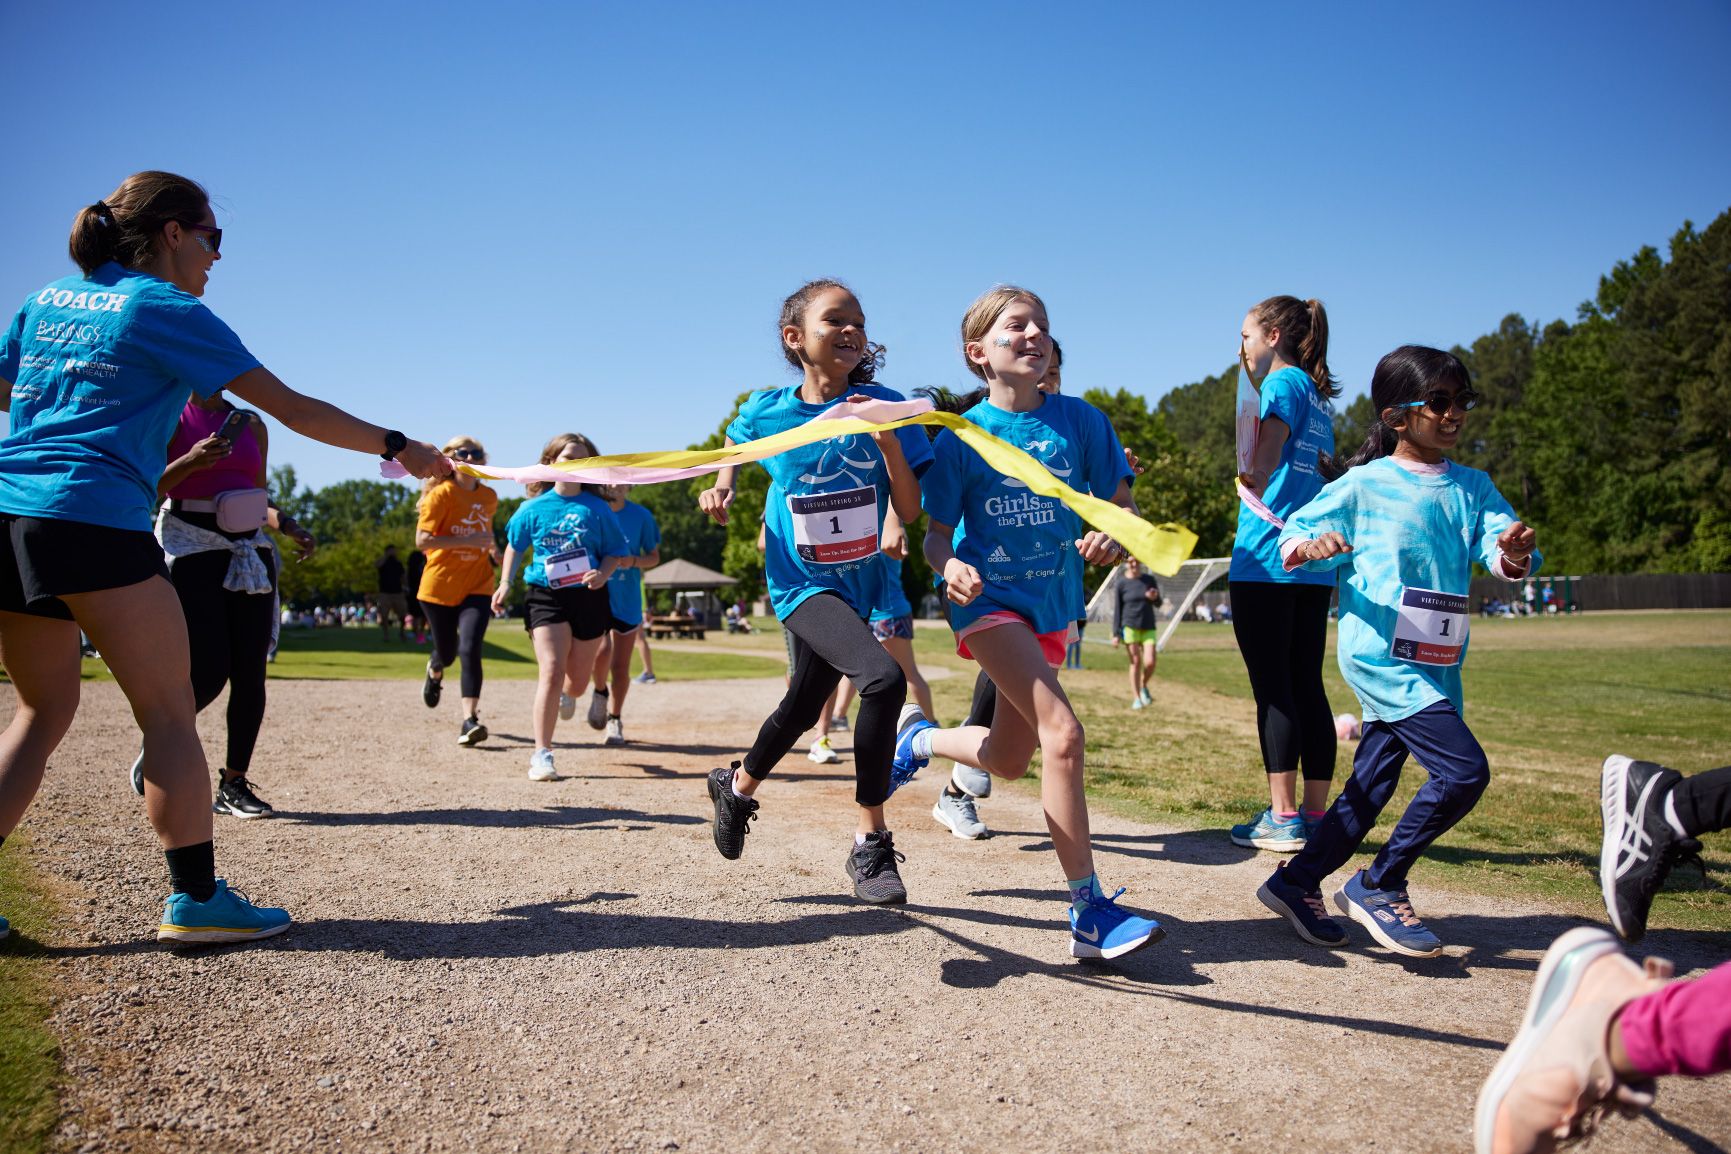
[1256,345,1539,957]
[417,436,499,748]
[1228,296,1342,853]
[699,279,930,904]
[0,171,446,944]
[893,286,1163,959]
[494,434,627,781]
[579,483,661,746]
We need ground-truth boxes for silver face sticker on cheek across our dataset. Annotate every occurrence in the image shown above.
[993,336,1013,348]
[194,235,215,255]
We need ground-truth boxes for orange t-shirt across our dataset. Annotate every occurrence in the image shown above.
[416,481,499,606]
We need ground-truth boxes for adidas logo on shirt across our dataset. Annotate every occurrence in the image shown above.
[987,545,1011,563]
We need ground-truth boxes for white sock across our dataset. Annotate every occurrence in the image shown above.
[732,776,752,800]
[911,727,934,760]
[855,832,869,846]
[1664,791,1689,839]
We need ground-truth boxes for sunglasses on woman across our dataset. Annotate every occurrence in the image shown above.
[1404,389,1479,415]
[451,448,484,462]
[173,220,222,254]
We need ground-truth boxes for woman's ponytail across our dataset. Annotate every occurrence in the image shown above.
[65,171,210,275]
[68,202,121,275]
[1251,295,1339,400]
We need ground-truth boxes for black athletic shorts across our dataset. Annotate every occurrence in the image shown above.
[610,615,641,635]
[523,583,611,641]
[0,514,169,621]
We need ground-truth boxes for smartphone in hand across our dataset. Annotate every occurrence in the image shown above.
[215,409,251,442]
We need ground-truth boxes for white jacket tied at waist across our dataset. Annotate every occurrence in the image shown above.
[155,510,275,595]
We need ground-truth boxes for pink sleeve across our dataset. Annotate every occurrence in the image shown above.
[1280,537,1307,572]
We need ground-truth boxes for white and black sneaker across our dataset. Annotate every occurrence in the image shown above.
[422,663,442,708]
[458,716,489,747]
[845,831,908,905]
[212,776,275,819]
[604,716,625,746]
[1600,754,1702,942]
[129,749,145,796]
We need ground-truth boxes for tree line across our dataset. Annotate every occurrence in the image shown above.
[266,207,1728,605]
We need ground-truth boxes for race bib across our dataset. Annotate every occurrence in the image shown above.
[789,486,878,565]
[1390,586,1468,666]
[544,546,593,589]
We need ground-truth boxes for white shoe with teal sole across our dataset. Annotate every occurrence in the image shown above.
[157,880,290,945]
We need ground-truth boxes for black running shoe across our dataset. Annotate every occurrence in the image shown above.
[1600,754,1703,942]
[458,716,489,747]
[213,776,275,820]
[707,764,759,860]
[846,831,908,905]
[422,663,442,708]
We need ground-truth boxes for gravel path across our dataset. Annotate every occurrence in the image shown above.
[11,677,1729,1153]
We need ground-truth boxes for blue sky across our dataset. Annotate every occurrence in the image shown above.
[3,2,1728,491]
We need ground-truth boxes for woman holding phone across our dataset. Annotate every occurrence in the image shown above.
[129,394,317,819]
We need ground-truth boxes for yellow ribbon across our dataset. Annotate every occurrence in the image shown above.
[460,407,1199,576]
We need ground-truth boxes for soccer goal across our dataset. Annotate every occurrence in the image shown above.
[1083,557,1232,652]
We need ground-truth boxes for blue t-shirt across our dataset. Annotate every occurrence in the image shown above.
[1279,457,1542,723]
[606,499,661,626]
[1231,366,1335,585]
[870,556,912,622]
[0,263,262,532]
[726,383,934,620]
[505,490,627,589]
[922,393,1132,636]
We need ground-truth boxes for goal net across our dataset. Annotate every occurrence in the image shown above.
[1083,557,1232,652]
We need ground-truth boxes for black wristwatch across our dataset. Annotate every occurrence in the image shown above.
[381,430,408,462]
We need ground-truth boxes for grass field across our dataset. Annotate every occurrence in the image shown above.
[0,830,60,1154]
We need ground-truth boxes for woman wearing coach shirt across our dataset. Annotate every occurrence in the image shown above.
[0,171,447,946]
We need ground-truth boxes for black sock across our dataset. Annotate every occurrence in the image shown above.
[944,784,965,798]
[165,841,217,902]
[595,687,608,698]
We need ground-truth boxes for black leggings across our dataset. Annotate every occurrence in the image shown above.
[965,668,997,727]
[422,595,492,699]
[169,546,276,777]
[1676,766,1731,838]
[1230,580,1336,782]
[742,592,906,806]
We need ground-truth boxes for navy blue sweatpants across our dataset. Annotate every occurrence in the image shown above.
[1283,700,1490,893]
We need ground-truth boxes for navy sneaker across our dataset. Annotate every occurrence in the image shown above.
[1334,871,1443,957]
[1069,888,1163,960]
[1257,862,1349,947]
[889,704,937,794]
[0,913,9,940]
[157,880,291,945]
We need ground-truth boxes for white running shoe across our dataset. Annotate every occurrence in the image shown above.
[586,691,609,730]
[950,762,992,799]
[558,694,576,721]
[528,748,557,781]
[604,717,624,746]
[807,737,840,765]
[933,789,988,839]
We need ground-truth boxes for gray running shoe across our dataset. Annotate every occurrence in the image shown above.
[933,789,987,839]
[558,693,577,721]
[130,749,145,796]
[586,691,609,730]
[950,762,992,799]
[707,764,759,860]
[845,831,908,905]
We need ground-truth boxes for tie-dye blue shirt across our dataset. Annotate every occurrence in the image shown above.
[1279,457,1541,723]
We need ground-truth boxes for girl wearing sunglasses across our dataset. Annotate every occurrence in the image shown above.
[416,436,500,748]
[0,170,448,946]
[1257,345,1537,958]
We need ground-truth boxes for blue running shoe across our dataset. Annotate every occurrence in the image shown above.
[1229,807,1307,852]
[0,912,9,940]
[1257,862,1349,946]
[157,880,291,945]
[889,704,936,794]
[1334,871,1443,958]
[1069,888,1164,960]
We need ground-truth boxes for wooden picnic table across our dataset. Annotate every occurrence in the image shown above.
[646,615,706,640]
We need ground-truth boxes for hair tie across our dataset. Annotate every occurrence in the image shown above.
[90,201,112,222]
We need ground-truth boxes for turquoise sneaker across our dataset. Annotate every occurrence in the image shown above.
[1229,807,1307,851]
[1069,888,1164,960]
[157,880,291,945]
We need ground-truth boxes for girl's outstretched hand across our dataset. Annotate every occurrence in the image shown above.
[1498,521,1536,563]
[491,585,511,615]
[699,484,734,526]
[1076,531,1122,566]
[1298,532,1353,563]
[943,559,983,606]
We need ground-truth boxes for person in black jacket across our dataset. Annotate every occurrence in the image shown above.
[1113,558,1161,710]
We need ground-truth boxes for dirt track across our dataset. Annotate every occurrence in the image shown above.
[12,676,1730,1153]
